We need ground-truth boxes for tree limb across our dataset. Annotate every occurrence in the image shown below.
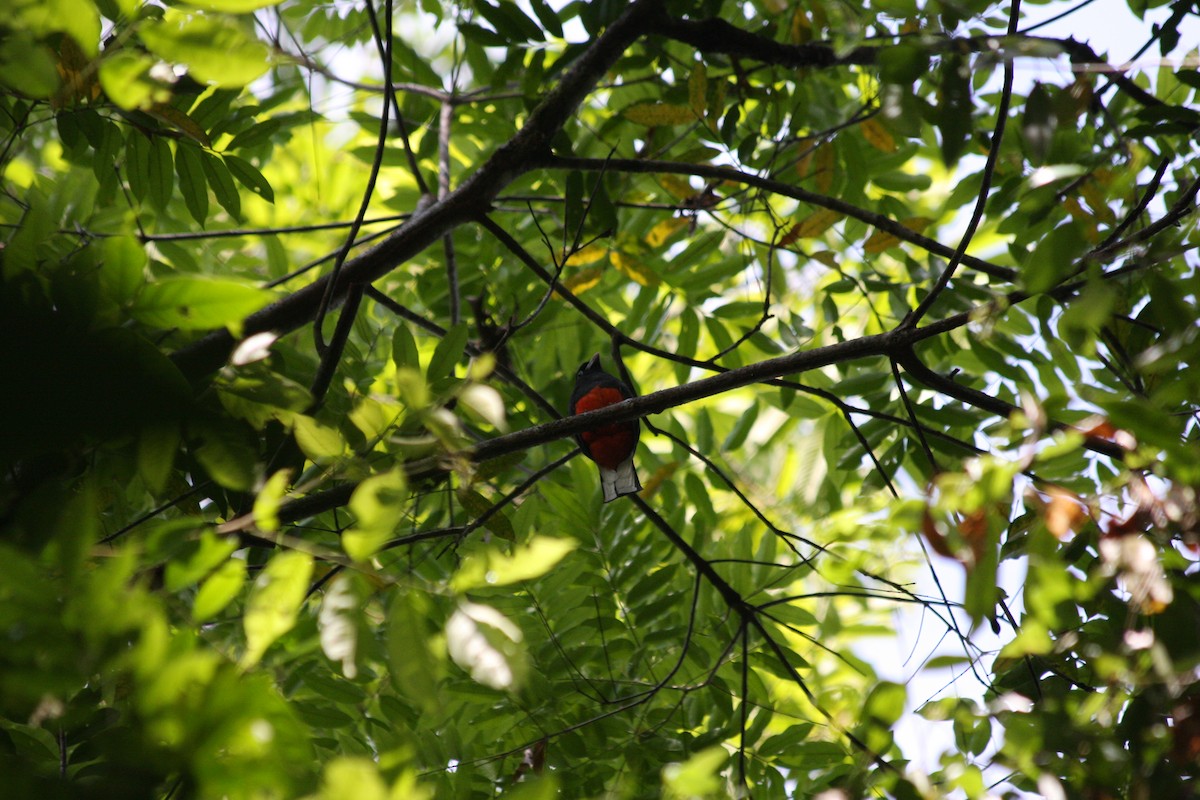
[169,0,665,380]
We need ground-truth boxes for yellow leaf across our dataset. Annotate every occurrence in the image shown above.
[564,242,607,266]
[646,217,688,247]
[811,250,838,268]
[795,138,817,178]
[658,175,696,199]
[1063,196,1086,222]
[1063,198,1100,243]
[863,218,930,254]
[1042,486,1088,540]
[560,267,602,296]
[794,208,842,238]
[779,223,804,247]
[814,143,835,193]
[1080,180,1116,225]
[864,230,899,253]
[861,118,896,152]
[790,8,813,44]
[688,63,707,115]
[54,36,102,107]
[610,251,660,286]
[901,216,934,234]
[624,102,696,126]
[639,462,679,499]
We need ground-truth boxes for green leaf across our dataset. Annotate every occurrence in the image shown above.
[145,104,212,148]
[92,120,122,194]
[426,322,469,385]
[137,421,179,493]
[147,135,174,210]
[387,589,443,714]
[1021,82,1057,165]
[124,132,151,202]
[624,102,697,126]
[391,324,421,371]
[564,170,584,240]
[864,681,907,726]
[193,421,258,491]
[528,0,563,37]
[1022,223,1088,294]
[937,53,973,166]
[343,469,407,561]
[217,365,312,427]
[662,747,726,797]
[201,151,242,220]
[459,22,509,46]
[0,34,58,98]
[252,469,292,533]
[474,0,543,43]
[458,384,507,430]
[224,154,275,203]
[99,235,147,304]
[131,276,275,332]
[98,50,160,110]
[292,415,346,463]
[227,118,283,151]
[175,142,209,225]
[180,0,285,10]
[452,535,577,591]
[193,558,247,622]
[139,9,271,89]
[878,43,929,85]
[164,529,238,591]
[721,400,759,452]
[315,758,390,800]
[241,550,313,667]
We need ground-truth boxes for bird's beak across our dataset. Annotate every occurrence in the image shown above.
[587,353,601,370]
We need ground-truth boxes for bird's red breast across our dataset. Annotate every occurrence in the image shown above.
[569,357,640,472]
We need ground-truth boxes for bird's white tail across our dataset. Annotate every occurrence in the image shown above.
[599,456,642,503]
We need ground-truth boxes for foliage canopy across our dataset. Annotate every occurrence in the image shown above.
[2,0,1200,797]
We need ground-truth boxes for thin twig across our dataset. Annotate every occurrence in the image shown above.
[903,0,1021,328]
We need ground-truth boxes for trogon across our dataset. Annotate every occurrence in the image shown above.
[569,354,641,503]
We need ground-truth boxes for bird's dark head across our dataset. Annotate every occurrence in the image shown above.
[577,353,602,377]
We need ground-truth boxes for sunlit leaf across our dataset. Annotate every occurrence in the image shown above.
[253,469,292,533]
[193,558,247,622]
[793,208,841,238]
[241,551,313,667]
[343,469,407,561]
[452,536,577,591]
[445,602,527,691]
[139,10,271,88]
[861,117,896,152]
[318,573,362,679]
[131,276,275,332]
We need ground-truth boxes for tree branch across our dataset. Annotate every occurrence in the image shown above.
[169,0,666,380]
[536,154,1017,282]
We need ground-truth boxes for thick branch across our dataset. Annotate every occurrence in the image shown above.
[893,348,1125,460]
[537,154,1018,282]
[169,0,664,380]
[647,12,876,68]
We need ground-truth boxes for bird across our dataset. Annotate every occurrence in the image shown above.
[568,354,641,503]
